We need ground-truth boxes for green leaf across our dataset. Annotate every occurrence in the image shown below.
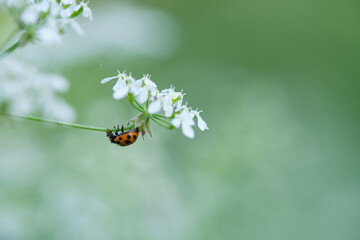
[172,95,181,104]
[146,117,152,137]
[70,6,83,18]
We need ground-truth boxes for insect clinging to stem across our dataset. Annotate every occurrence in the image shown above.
[106,125,139,147]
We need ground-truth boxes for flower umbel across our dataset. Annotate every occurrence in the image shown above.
[0,57,76,122]
[0,0,93,56]
[101,70,209,138]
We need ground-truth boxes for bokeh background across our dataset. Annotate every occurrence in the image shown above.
[1,0,360,239]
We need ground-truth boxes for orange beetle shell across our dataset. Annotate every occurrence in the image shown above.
[107,127,139,147]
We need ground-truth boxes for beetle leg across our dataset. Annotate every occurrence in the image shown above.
[114,125,119,136]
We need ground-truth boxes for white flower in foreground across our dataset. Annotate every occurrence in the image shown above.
[148,93,173,117]
[101,71,141,100]
[162,86,185,111]
[171,110,195,138]
[191,109,208,131]
[136,74,157,104]
[0,58,76,122]
[101,70,208,139]
[37,19,62,45]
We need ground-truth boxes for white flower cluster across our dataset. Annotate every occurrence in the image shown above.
[0,58,76,122]
[0,0,92,45]
[101,71,208,138]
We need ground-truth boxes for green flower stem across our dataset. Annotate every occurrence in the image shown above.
[0,39,21,58]
[150,115,174,129]
[152,114,171,120]
[127,95,145,113]
[133,99,145,111]
[152,115,173,125]
[130,101,145,113]
[0,113,135,132]
[0,29,24,58]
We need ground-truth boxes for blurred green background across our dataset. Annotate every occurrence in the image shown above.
[1,0,360,239]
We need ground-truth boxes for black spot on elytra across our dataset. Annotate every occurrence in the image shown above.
[125,140,131,144]
[127,134,131,139]
[133,135,137,139]
[119,137,122,140]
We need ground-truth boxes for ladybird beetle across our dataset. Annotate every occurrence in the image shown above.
[106,125,139,147]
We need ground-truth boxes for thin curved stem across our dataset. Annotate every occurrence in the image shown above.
[150,115,174,129]
[129,101,145,113]
[0,29,24,58]
[152,115,172,125]
[127,96,145,113]
[133,99,145,111]
[0,39,21,58]
[152,114,171,120]
[0,113,135,132]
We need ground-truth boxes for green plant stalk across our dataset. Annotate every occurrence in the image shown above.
[0,113,135,132]
[150,115,174,129]
[0,28,23,58]
[152,115,173,125]
[0,39,22,58]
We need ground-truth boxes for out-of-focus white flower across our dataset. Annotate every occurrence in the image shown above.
[21,3,48,25]
[171,109,195,139]
[0,58,76,122]
[61,18,84,36]
[0,0,26,7]
[74,0,92,21]
[2,0,92,45]
[37,19,62,45]
[62,0,76,4]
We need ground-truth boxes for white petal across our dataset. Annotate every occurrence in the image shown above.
[136,89,148,104]
[37,24,62,45]
[144,78,157,89]
[83,6,93,21]
[21,5,40,25]
[163,104,173,117]
[181,110,195,125]
[182,124,194,138]
[131,80,143,95]
[101,76,117,84]
[197,115,208,131]
[70,20,84,36]
[148,100,161,114]
[112,79,125,90]
[62,0,75,4]
[74,4,81,11]
[185,117,195,126]
[60,8,73,18]
[171,117,181,128]
[162,96,173,117]
[113,87,129,99]
[175,98,183,110]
